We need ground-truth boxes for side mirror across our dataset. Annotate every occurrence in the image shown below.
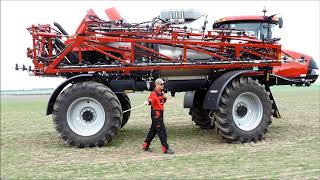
[278,17,283,28]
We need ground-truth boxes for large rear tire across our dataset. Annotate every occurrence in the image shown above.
[52,81,122,147]
[116,93,131,128]
[189,90,214,129]
[213,77,272,143]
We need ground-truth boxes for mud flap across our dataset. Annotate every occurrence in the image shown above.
[265,86,281,118]
[203,70,254,110]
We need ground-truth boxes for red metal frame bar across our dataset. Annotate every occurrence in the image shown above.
[134,43,176,62]
[185,45,229,61]
[46,62,281,74]
[83,42,129,64]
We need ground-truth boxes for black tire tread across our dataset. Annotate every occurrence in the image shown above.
[190,109,214,129]
[189,90,214,129]
[116,93,131,128]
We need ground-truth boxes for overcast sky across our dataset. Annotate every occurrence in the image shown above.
[1,1,319,90]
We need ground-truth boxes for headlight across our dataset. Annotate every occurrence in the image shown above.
[309,58,318,69]
[307,58,319,75]
[311,69,319,75]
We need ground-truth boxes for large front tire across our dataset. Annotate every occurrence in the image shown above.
[53,81,122,147]
[213,77,272,143]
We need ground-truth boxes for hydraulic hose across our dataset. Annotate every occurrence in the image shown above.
[53,22,69,36]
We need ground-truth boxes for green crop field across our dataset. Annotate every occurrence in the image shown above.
[1,86,320,179]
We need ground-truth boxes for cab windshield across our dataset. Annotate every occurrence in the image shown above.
[218,22,276,40]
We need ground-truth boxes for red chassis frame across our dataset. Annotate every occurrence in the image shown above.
[27,14,281,76]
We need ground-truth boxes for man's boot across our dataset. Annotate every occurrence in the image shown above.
[162,145,174,154]
[142,142,152,152]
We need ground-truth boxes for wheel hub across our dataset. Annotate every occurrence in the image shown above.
[236,104,247,118]
[82,111,93,122]
[232,92,263,131]
[81,108,96,123]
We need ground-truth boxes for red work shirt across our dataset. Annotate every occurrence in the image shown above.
[148,87,167,111]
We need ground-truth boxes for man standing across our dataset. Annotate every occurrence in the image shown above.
[142,78,174,154]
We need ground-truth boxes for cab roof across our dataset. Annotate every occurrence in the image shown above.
[214,15,279,24]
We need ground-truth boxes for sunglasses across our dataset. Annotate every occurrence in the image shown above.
[159,83,164,86]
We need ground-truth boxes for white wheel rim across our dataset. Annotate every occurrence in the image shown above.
[67,97,105,136]
[232,92,263,131]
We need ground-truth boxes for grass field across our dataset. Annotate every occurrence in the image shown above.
[1,86,320,179]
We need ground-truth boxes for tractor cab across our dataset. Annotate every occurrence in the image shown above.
[212,15,283,41]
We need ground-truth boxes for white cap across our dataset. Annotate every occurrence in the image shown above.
[155,78,165,85]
